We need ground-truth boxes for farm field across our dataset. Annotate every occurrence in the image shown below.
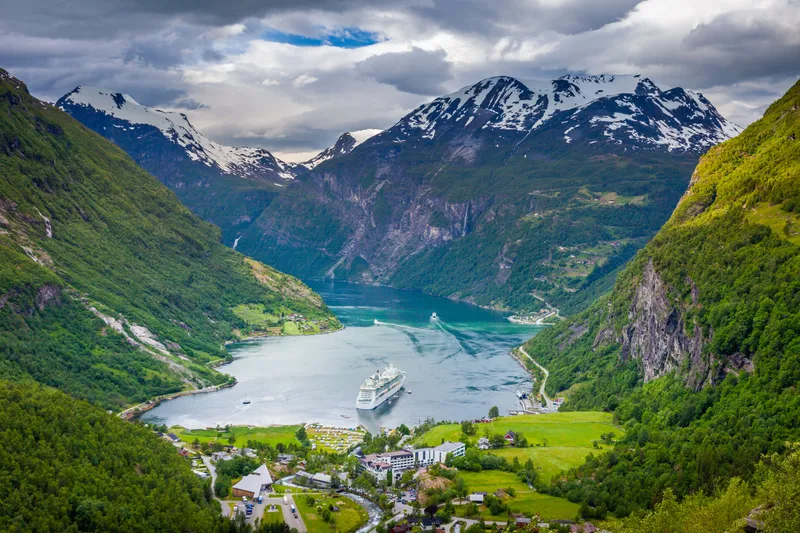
[415,412,621,481]
[458,471,580,520]
[171,425,303,448]
[295,495,367,533]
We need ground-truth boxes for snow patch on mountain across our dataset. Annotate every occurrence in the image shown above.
[387,74,741,153]
[58,87,295,180]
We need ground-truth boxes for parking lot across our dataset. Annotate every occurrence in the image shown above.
[230,494,306,532]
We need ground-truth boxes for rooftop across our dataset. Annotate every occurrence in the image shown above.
[232,465,273,494]
[435,441,464,453]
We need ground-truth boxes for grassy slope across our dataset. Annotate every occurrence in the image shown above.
[518,79,800,516]
[458,471,580,520]
[0,70,338,409]
[415,412,620,481]
[0,380,224,532]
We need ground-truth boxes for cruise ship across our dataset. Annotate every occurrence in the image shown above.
[356,364,406,410]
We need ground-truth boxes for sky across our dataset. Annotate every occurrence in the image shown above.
[2,0,799,162]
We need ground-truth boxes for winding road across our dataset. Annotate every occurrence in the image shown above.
[518,347,554,411]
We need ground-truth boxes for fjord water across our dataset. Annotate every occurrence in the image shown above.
[143,282,543,432]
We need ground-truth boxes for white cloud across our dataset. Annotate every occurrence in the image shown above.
[292,74,319,87]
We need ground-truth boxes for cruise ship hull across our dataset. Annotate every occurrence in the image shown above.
[356,378,405,410]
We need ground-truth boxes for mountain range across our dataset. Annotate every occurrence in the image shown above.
[59,74,741,314]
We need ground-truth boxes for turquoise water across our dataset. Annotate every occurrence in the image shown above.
[142,281,543,432]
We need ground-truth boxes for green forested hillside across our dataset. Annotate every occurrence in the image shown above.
[522,79,800,517]
[0,69,339,409]
[0,381,223,532]
[0,380,297,533]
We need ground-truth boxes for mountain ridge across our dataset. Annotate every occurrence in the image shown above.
[0,69,339,410]
[521,77,800,517]
[58,73,742,313]
[230,74,739,313]
[363,73,741,154]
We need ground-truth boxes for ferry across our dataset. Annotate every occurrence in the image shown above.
[356,364,406,410]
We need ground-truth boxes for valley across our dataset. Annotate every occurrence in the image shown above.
[0,12,799,530]
[59,75,738,316]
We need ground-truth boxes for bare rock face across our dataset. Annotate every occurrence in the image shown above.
[618,259,709,388]
[604,259,752,389]
[35,284,61,310]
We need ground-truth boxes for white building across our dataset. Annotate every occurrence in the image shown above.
[359,450,414,481]
[232,464,273,498]
[413,441,466,466]
[361,442,465,481]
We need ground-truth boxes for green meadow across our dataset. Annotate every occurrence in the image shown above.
[415,412,621,481]
[171,425,303,447]
[458,471,580,520]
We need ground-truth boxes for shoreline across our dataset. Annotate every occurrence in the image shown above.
[224,322,345,346]
[119,380,237,421]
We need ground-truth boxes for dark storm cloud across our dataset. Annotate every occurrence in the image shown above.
[681,8,800,87]
[123,42,188,69]
[409,0,644,36]
[356,48,454,95]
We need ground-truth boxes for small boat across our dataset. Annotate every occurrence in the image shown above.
[374,319,380,325]
[431,312,438,320]
[242,400,251,405]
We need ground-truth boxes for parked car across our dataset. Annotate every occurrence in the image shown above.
[242,496,248,503]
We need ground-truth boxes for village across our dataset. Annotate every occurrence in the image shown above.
[148,407,618,533]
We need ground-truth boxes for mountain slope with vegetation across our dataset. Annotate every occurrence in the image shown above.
[0,69,339,410]
[521,79,800,517]
[56,86,296,243]
[230,75,737,314]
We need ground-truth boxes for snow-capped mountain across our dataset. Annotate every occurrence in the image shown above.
[302,129,382,169]
[380,74,740,153]
[57,86,296,182]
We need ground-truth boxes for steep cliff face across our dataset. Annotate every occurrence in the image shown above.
[595,259,710,388]
[521,80,800,520]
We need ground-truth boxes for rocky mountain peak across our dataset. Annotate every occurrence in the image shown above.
[57,86,296,181]
[302,128,381,169]
[379,73,740,153]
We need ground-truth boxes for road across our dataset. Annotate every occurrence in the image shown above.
[518,347,554,411]
[201,455,231,518]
